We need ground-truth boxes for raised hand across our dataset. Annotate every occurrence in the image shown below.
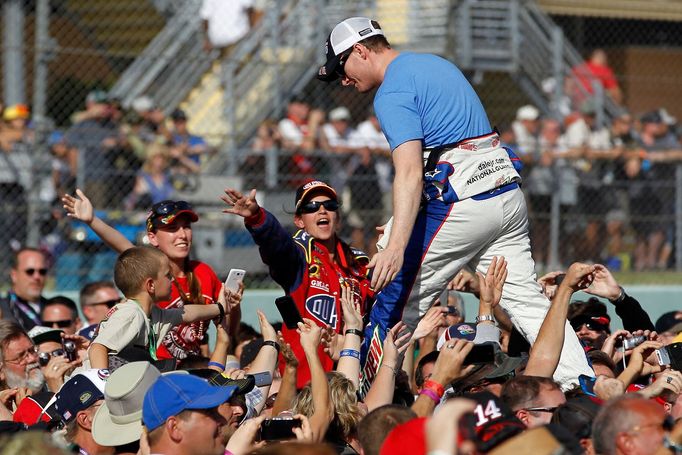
[431,339,475,385]
[257,310,277,343]
[383,321,412,368]
[62,188,94,223]
[584,264,622,301]
[412,306,447,341]
[476,256,508,309]
[537,270,564,300]
[297,318,323,353]
[221,188,260,218]
[278,331,299,368]
[367,247,403,292]
[560,262,597,292]
[339,280,363,331]
[224,281,245,314]
[449,268,481,296]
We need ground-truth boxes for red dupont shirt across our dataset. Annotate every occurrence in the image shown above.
[155,260,222,360]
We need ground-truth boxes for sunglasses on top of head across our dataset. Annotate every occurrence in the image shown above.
[151,200,193,216]
[298,199,341,214]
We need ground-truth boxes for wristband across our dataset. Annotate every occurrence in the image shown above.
[339,349,361,360]
[262,340,280,353]
[345,329,364,338]
[419,388,441,404]
[475,314,495,324]
[208,361,225,371]
[214,302,225,324]
[423,379,445,397]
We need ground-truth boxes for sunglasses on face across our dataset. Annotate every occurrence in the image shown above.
[297,199,340,214]
[46,320,74,329]
[89,298,120,308]
[570,320,608,332]
[335,48,353,78]
[38,348,65,367]
[24,268,48,276]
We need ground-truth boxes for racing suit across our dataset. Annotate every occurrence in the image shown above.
[245,207,373,388]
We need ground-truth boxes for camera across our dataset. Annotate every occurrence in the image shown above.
[257,417,302,441]
[656,343,682,371]
[63,341,78,362]
[622,335,646,350]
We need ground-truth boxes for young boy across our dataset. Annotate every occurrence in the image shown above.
[89,246,226,369]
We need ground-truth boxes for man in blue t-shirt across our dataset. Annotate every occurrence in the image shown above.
[317,17,593,392]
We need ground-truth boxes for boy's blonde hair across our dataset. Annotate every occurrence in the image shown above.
[114,246,167,297]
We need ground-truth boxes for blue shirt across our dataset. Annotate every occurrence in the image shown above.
[374,53,491,151]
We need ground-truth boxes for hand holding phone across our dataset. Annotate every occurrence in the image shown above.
[257,417,302,441]
[225,269,246,292]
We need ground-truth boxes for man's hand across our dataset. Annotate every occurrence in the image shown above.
[257,310,277,343]
[431,339,475,385]
[292,414,314,442]
[426,398,477,455]
[221,188,260,219]
[225,414,266,455]
[449,268,481,296]
[339,281,363,331]
[62,189,94,224]
[476,256,508,309]
[297,318,323,354]
[584,264,622,301]
[412,306,447,341]
[537,270,564,300]
[559,262,596,292]
[640,371,682,399]
[594,375,625,401]
[44,355,82,391]
[368,247,403,291]
[600,329,632,360]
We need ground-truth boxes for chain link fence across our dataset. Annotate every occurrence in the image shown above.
[1,0,681,294]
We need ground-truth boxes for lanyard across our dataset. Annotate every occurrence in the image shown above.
[130,299,158,361]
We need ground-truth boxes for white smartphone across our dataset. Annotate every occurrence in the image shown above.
[224,268,246,292]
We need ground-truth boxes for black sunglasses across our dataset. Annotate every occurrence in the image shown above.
[25,268,48,276]
[38,348,65,367]
[89,298,120,308]
[46,320,73,328]
[151,200,193,216]
[298,199,340,214]
[335,48,353,78]
[570,320,608,332]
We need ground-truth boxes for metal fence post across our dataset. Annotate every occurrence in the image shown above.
[551,26,564,119]
[548,165,561,270]
[3,0,25,105]
[27,0,51,247]
[675,164,682,270]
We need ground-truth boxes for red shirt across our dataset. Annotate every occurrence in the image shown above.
[155,260,222,360]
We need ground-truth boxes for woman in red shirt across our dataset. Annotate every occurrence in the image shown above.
[63,189,227,360]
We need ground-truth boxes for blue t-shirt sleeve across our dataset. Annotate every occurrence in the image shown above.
[374,91,424,151]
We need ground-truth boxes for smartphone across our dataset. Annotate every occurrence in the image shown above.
[554,273,566,286]
[657,342,682,371]
[250,371,273,387]
[224,269,246,292]
[579,374,597,397]
[258,417,302,441]
[275,296,304,330]
[463,343,496,365]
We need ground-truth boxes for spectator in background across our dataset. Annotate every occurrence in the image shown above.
[0,320,45,394]
[567,299,611,351]
[512,105,540,157]
[48,131,77,200]
[125,144,175,210]
[27,325,80,392]
[0,104,32,263]
[70,90,109,125]
[64,94,119,208]
[278,98,325,187]
[243,119,282,189]
[568,48,623,107]
[201,0,261,52]
[563,100,614,262]
[168,109,205,175]
[78,281,121,340]
[41,296,82,335]
[0,248,49,331]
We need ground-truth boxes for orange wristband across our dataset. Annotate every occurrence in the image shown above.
[423,379,445,397]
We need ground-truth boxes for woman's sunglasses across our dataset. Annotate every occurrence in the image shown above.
[297,199,341,214]
[151,200,193,216]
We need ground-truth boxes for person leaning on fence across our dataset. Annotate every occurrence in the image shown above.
[88,246,235,370]
[222,180,374,388]
[62,191,230,361]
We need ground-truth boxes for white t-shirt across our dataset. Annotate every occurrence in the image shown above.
[350,120,390,151]
[278,118,305,146]
[200,0,255,48]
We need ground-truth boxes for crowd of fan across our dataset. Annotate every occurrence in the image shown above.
[2,244,682,454]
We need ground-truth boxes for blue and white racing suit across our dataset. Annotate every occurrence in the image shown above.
[361,53,593,392]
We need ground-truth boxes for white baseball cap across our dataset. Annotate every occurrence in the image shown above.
[317,17,384,82]
[516,105,540,121]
